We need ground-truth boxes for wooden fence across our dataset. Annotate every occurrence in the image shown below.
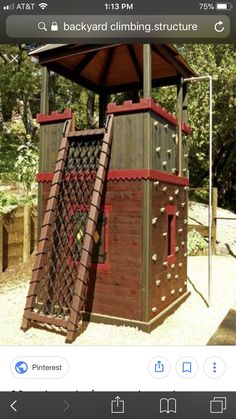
[0,205,38,272]
[188,188,217,254]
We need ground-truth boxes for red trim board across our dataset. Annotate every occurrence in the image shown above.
[107,98,191,135]
[37,169,189,186]
[36,109,72,124]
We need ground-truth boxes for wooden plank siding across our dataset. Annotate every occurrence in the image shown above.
[84,179,143,321]
[108,109,186,176]
[1,206,38,270]
[149,182,188,320]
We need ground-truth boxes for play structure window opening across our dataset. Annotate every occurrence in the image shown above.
[166,205,176,261]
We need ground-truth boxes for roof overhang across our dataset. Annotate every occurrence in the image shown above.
[31,43,197,94]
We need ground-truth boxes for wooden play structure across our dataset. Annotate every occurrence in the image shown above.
[22,44,196,343]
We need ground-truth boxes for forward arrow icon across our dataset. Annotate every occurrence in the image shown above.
[64,400,70,412]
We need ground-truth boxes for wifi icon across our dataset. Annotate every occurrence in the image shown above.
[39,2,48,9]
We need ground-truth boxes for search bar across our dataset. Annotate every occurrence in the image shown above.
[6,15,230,38]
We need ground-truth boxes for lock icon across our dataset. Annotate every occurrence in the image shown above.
[51,22,58,31]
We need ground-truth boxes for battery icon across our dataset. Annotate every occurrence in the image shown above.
[216,2,233,10]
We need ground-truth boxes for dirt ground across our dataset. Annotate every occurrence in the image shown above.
[0,254,236,345]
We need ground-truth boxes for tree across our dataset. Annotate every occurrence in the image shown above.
[153,44,236,211]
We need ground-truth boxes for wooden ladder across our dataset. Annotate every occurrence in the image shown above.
[21,114,114,343]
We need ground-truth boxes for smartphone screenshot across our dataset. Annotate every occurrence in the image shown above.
[0,0,235,417]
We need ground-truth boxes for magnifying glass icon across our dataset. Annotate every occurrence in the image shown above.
[38,21,47,31]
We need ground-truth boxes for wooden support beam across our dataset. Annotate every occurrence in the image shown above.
[23,205,31,263]
[0,215,3,273]
[177,78,184,176]
[38,67,49,234]
[182,82,188,124]
[74,50,98,74]
[151,44,190,78]
[39,44,121,65]
[212,187,218,255]
[40,66,49,114]
[48,62,102,94]
[99,48,115,86]
[99,93,107,128]
[143,44,152,98]
[127,45,143,82]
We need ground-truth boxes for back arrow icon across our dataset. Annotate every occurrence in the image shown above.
[10,400,18,412]
[64,400,70,412]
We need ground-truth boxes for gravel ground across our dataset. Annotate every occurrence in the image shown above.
[0,255,236,345]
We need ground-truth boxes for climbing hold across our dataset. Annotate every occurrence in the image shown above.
[164,124,168,129]
[184,253,188,257]
[156,146,161,152]
[181,241,185,246]
[171,289,175,295]
[184,186,189,191]
[175,246,179,252]
[152,254,157,261]
[163,261,168,267]
[181,202,186,208]
[179,288,183,293]
[167,149,172,154]
[171,263,175,269]
[156,280,161,286]
[178,228,183,233]
[162,161,167,166]
[162,232,167,237]
[154,181,159,187]
[184,153,188,158]
[184,219,188,224]
[152,217,158,225]
[171,168,176,174]
[160,207,165,213]
[152,307,157,312]
[175,189,179,195]
[169,196,174,201]
[184,281,187,286]
[154,121,159,126]
[179,262,183,268]
[175,274,179,279]
[161,296,166,302]
[176,211,180,217]
[172,133,176,139]
[162,186,167,192]
[167,273,171,279]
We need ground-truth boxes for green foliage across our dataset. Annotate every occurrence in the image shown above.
[152,45,236,211]
[178,45,236,209]
[14,139,38,194]
[1,44,236,212]
[0,191,36,214]
[187,229,208,256]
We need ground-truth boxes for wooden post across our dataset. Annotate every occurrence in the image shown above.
[99,93,107,127]
[0,215,3,273]
[143,44,152,98]
[177,78,183,176]
[40,67,50,114]
[212,187,218,254]
[142,44,152,322]
[23,205,31,263]
[38,67,50,234]
[182,82,188,124]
